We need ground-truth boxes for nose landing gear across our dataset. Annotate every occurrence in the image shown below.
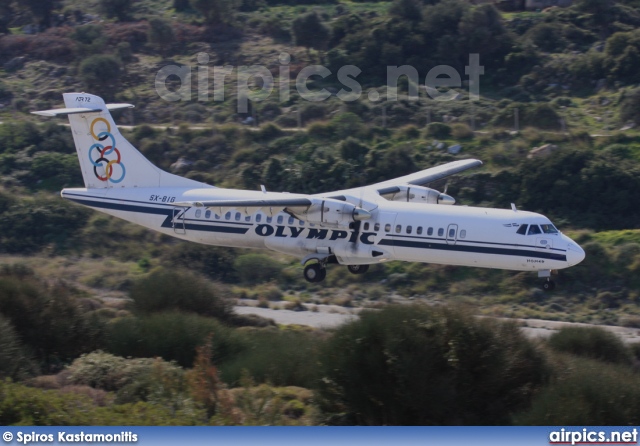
[538,270,556,292]
[542,279,556,292]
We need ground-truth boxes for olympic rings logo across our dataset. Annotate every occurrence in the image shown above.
[88,117,126,183]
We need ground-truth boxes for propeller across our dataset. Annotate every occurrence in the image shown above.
[437,182,455,205]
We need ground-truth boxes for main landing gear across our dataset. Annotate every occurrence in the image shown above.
[347,264,369,275]
[302,257,371,283]
[304,263,326,283]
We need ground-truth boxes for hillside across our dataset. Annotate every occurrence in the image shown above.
[2,0,640,426]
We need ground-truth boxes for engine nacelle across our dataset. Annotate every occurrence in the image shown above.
[291,198,371,228]
[380,185,455,205]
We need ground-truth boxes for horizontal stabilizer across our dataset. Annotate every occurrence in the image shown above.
[32,103,134,117]
[31,107,104,116]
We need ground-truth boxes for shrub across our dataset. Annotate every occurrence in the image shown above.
[106,312,243,367]
[129,267,233,320]
[0,270,105,370]
[79,55,121,100]
[317,304,548,425]
[451,123,474,139]
[425,122,452,138]
[0,315,37,380]
[233,253,284,284]
[515,355,640,425]
[547,326,632,365]
[0,379,202,425]
[219,328,322,388]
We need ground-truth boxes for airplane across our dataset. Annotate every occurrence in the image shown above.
[33,93,585,291]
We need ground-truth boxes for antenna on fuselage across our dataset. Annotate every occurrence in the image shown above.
[260,185,267,194]
[511,203,518,212]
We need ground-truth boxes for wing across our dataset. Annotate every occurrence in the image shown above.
[173,196,369,227]
[173,197,313,217]
[365,159,482,193]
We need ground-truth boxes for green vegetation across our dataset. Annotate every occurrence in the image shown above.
[2,0,640,426]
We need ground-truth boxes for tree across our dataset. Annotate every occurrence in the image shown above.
[25,0,54,28]
[79,55,121,101]
[191,0,238,26]
[148,18,175,58]
[292,12,329,59]
[317,305,548,425]
[98,0,134,22]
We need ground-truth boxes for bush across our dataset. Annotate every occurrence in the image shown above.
[451,123,474,139]
[317,305,548,425]
[425,122,452,138]
[515,355,640,425]
[0,270,105,370]
[219,328,322,388]
[66,351,191,408]
[106,312,243,367]
[0,315,37,380]
[0,379,202,425]
[79,55,121,100]
[547,326,632,365]
[233,253,284,284]
[130,267,233,320]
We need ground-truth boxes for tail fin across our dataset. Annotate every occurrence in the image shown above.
[33,93,209,189]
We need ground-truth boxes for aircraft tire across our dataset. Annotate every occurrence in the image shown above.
[347,264,369,275]
[542,280,556,292]
[304,263,326,283]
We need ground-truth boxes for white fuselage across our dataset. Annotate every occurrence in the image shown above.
[61,186,585,272]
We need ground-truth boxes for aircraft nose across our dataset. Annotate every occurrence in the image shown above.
[566,241,586,266]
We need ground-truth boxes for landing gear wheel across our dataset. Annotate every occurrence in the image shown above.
[304,263,326,283]
[347,264,369,275]
[542,279,556,292]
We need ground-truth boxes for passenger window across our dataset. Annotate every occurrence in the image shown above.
[288,217,294,225]
[364,222,370,231]
[374,223,380,231]
[266,216,272,223]
[417,226,422,235]
[438,228,444,237]
[385,224,391,232]
[406,225,412,234]
[277,216,283,224]
[395,225,401,233]
[299,220,304,226]
[256,214,262,223]
[225,212,231,221]
[448,228,455,238]
[235,213,241,221]
[205,210,211,219]
[215,214,220,219]
[460,230,466,239]
[541,224,558,234]
[195,209,202,218]
[245,216,251,222]
[427,227,433,236]
[528,225,541,235]
[516,224,528,235]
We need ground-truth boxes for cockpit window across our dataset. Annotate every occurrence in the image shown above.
[541,224,558,234]
[528,225,541,235]
[516,224,528,235]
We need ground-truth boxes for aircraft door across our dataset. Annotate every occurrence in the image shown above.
[446,224,458,245]
[172,206,187,234]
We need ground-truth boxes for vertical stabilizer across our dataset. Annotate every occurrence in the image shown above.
[33,93,209,189]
